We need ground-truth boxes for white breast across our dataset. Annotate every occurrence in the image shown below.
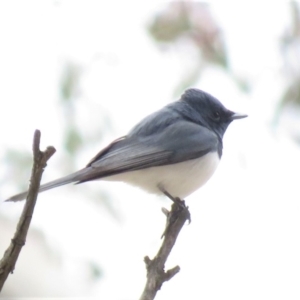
[103,152,220,199]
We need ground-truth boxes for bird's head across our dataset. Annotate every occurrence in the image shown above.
[181,88,247,138]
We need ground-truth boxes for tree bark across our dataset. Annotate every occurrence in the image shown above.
[0,130,55,292]
[139,201,190,300]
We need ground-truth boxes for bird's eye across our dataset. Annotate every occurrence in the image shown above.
[213,111,220,120]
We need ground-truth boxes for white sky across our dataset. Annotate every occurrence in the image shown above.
[0,1,300,299]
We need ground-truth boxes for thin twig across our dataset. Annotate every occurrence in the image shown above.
[139,201,191,300]
[0,130,56,292]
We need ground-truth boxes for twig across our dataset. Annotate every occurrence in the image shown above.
[139,201,191,300]
[0,130,56,292]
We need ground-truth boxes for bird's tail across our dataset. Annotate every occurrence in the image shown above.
[5,168,89,202]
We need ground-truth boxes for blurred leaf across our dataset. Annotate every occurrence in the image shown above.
[59,61,84,170]
[289,2,300,39]
[148,2,227,65]
[88,260,103,279]
[149,3,191,42]
[60,63,81,102]
[64,125,83,155]
[281,78,300,107]
[148,2,228,89]
[279,2,300,110]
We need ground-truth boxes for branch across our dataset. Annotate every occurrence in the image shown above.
[0,130,56,292]
[139,201,191,300]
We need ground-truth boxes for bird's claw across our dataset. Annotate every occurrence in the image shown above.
[161,197,191,238]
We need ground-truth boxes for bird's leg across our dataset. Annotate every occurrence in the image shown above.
[157,183,185,206]
[162,189,183,205]
[158,184,191,238]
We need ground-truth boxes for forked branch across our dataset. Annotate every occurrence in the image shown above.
[0,130,55,292]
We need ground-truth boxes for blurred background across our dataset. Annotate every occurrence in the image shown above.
[0,1,300,299]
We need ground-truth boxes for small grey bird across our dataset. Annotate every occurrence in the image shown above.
[6,88,247,202]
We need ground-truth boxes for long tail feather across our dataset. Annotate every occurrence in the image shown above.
[5,169,89,202]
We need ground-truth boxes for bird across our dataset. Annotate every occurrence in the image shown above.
[5,88,247,203]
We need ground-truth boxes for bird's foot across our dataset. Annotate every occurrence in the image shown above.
[161,200,191,238]
[158,185,191,238]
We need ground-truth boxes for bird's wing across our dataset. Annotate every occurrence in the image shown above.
[86,136,127,167]
[5,121,218,202]
[77,120,219,183]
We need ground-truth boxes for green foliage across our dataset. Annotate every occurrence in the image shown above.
[88,260,103,279]
[147,2,228,92]
[149,4,191,42]
[60,63,81,102]
[280,2,300,108]
[64,125,83,155]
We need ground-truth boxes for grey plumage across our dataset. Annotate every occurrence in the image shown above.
[5,88,247,202]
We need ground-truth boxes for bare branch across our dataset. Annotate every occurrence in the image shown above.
[139,201,190,300]
[0,130,55,292]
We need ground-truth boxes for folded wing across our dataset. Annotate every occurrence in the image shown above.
[5,121,218,202]
[78,120,218,182]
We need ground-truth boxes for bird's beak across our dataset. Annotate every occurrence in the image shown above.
[230,112,248,120]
